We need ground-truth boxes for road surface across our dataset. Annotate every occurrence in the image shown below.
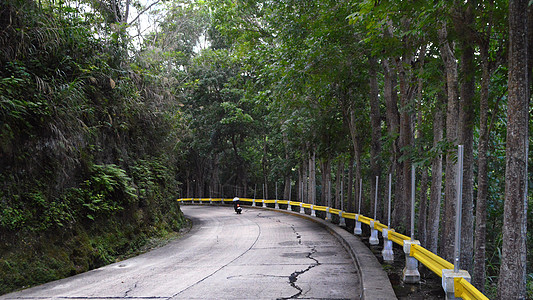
[2,205,361,299]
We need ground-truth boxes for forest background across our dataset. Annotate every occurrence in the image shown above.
[0,0,531,298]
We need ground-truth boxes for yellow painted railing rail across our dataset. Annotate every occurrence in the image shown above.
[177,197,488,300]
[410,244,453,277]
[387,230,410,246]
[454,277,489,300]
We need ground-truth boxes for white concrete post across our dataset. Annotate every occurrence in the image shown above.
[275,199,280,209]
[262,199,267,208]
[382,229,394,262]
[369,220,379,245]
[354,179,363,235]
[326,207,332,221]
[253,185,257,206]
[310,205,316,217]
[442,269,471,300]
[287,201,292,211]
[402,240,421,283]
[299,203,305,214]
[354,214,362,235]
[338,211,346,227]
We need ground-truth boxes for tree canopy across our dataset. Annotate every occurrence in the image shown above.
[0,0,531,298]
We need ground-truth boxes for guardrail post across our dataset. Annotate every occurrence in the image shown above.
[355,179,363,235]
[326,207,332,221]
[275,199,280,209]
[262,199,267,208]
[369,220,379,245]
[442,269,471,300]
[354,214,362,235]
[402,240,421,283]
[338,211,346,227]
[287,201,292,211]
[440,144,472,300]
[311,205,316,217]
[381,229,394,262]
[299,203,305,214]
[253,186,257,206]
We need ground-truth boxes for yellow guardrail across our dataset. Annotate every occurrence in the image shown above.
[358,215,372,226]
[343,212,356,220]
[375,222,388,232]
[387,230,410,246]
[454,277,489,300]
[177,197,488,300]
[410,244,453,277]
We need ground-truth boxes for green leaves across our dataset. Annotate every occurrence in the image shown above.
[220,101,253,125]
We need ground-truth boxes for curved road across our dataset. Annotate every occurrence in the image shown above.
[2,205,361,299]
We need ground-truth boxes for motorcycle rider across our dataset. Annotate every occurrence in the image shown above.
[233,197,241,213]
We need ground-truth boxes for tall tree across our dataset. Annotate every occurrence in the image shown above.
[456,2,476,273]
[368,56,383,221]
[438,19,460,261]
[497,0,529,298]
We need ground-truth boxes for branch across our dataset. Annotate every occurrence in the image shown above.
[128,0,161,26]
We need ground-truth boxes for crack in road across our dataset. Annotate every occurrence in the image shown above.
[124,282,138,297]
[279,247,320,300]
[168,220,262,299]
[257,213,302,245]
[256,212,322,299]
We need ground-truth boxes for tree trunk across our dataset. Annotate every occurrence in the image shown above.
[298,167,303,202]
[347,156,354,213]
[325,159,331,208]
[283,131,291,200]
[302,149,309,202]
[335,159,343,209]
[395,56,413,231]
[455,3,476,274]
[498,0,529,298]
[308,150,316,205]
[473,40,490,291]
[418,167,429,247]
[369,56,382,221]
[438,21,460,261]
[382,59,402,227]
[320,159,327,206]
[427,91,445,254]
[262,136,269,199]
[348,110,363,214]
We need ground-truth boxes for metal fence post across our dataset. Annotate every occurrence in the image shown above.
[370,176,380,245]
[354,179,363,235]
[403,165,420,283]
[253,185,257,206]
[442,145,472,300]
[382,173,394,262]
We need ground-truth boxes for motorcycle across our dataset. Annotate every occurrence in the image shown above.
[233,197,242,214]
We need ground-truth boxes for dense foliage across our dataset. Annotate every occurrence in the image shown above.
[0,0,185,294]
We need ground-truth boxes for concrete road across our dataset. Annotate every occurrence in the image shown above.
[2,205,361,300]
